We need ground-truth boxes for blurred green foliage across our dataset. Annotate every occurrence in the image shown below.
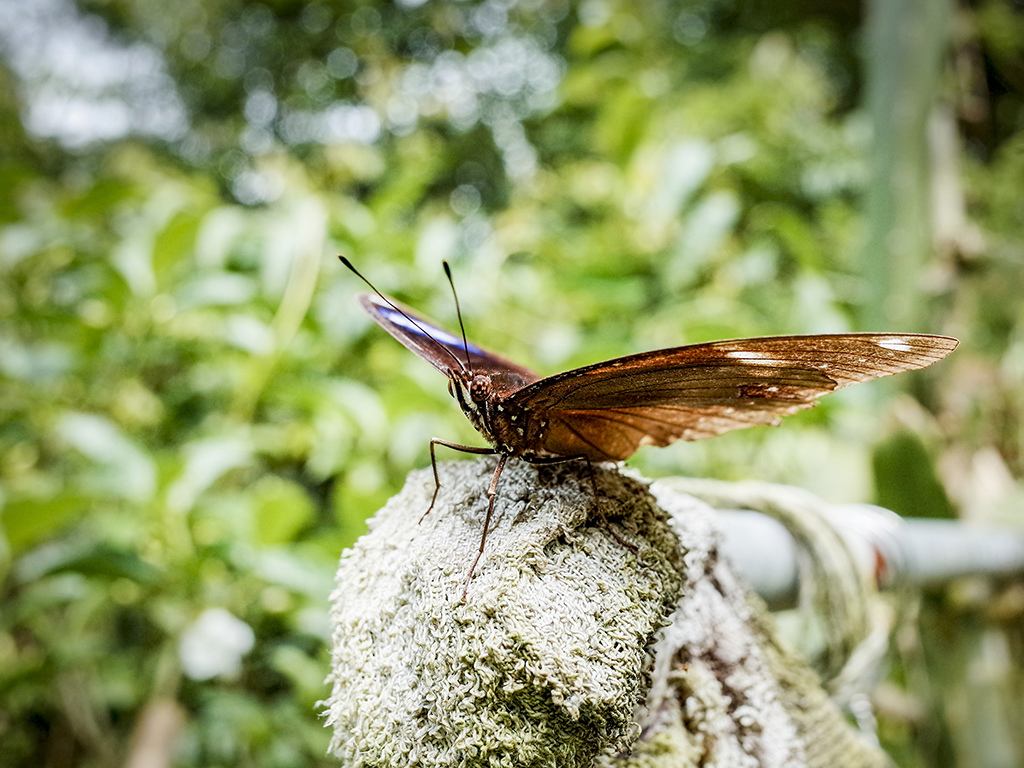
[0,0,1022,766]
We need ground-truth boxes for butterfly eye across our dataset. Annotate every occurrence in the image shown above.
[469,375,491,403]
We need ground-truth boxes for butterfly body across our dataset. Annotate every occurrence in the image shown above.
[349,271,957,595]
[451,377,551,460]
[361,293,553,460]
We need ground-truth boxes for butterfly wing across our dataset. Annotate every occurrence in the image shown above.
[507,333,958,461]
[358,293,540,394]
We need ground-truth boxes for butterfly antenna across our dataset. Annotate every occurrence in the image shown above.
[442,261,474,375]
[338,256,468,373]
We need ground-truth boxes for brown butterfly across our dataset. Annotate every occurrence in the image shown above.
[342,258,958,592]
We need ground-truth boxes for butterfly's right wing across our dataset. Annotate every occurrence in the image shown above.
[359,293,540,393]
[507,333,958,461]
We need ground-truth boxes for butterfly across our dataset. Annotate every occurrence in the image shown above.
[341,258,958,593]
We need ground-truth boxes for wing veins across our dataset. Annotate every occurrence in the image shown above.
[537,370,836,410]
[554,416,612,456]
[591,405,787,429]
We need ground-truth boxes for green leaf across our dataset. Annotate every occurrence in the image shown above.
[269,644,328,707]
[1,493,89,552]
[55,412,157,502]
[252,476,315,546]
[153,209,203,288]
[872,431,956,519]
[16,542,162,584]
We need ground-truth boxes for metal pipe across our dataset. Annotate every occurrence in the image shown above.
[718,506,1024,610]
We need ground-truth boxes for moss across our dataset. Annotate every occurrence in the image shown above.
[325,459,891,768]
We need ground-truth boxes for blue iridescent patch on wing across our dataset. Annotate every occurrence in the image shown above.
[379,304,487,357]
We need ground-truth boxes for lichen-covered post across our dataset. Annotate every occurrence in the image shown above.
[324,458,891,768]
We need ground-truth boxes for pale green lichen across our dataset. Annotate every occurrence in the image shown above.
[325,459,687,767]
[325,459,892,768]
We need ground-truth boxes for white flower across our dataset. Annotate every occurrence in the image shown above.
[179,608,255,680]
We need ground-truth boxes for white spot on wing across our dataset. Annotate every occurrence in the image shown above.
[877,337,912,352]
[727,350,763,359]
[725,350,776,365]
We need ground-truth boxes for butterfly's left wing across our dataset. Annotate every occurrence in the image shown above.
[507,333,958,461]
[359,293,540,394]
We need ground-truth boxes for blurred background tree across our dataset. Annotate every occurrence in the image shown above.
[0,0,1022,766]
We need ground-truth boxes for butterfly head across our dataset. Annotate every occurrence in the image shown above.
[469,375,492,403]
[446,371,500,446]
[446,370,492,402]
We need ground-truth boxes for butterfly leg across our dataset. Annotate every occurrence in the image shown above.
[422,438,499,524]
[462,453,510,599]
